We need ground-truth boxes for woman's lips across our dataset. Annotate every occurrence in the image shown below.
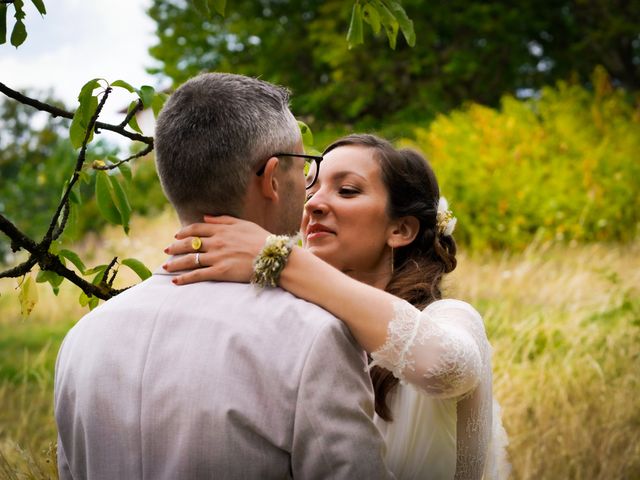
[306,224,335,240]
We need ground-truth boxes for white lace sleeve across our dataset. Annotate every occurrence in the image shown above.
[371,299,510,479]
[370,299,486,399]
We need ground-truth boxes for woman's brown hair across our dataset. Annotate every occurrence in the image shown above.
[324,134,457,421]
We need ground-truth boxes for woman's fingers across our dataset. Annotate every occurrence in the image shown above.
[163,252,205,272]
[165,236,200,255]
[172,268,213,285]
[175,222,220,240]
[174,216,238,239]
[203,215,237,225]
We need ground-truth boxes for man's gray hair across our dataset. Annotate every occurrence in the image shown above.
[155,73,301,222]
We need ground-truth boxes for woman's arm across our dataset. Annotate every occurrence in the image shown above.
[164,216,393,353]
[164,216,485,397]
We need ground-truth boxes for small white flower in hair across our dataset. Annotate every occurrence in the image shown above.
[436,197,457,236]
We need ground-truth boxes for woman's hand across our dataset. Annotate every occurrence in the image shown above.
[163,215,271,285]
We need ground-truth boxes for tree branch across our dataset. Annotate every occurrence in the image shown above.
[119,98,143,128]
[42,87,112,247]
[92,143,154,171]
[0,257,37,279]
[0,214,126,299]
[0,213,38,254]
[0,81,154,145]
[0,86,139,301]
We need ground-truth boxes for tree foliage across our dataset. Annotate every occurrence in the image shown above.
[148,0,640,127]
[411,67,640,250]
[2,0,383,313]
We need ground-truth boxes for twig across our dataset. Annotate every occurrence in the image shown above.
[0,214,122,299]
[92,143,154,170]
[103,257,119,287]
[119,98,143,128]
[0,81,154,145]
[0,85,140,300]
[42,87,112,246]
[0,257,37,279]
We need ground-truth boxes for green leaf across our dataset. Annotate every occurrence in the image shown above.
[111,79,135,93]
[79,291,90,307]
[122,258,152,281]
[95,171,122,225]
[91,266,108,285]
[0,4,7,45]
[208,0,226,16]
[151,92,167,118]
[63,202,80,239]
[18,274,38,317]
[117,161,132,182]
[79,170,91,184]
[191,0,209,17]
[108,174,132,233]
[137,85,155,108]
[126,100,142,134]
[374,0,399,49]
[347,3,364,49]
[298,120,314,149]
[88,296,99,310]
[36,270,63,295]
[362,3,381,35]
[59,249,86,274]
[69,186,81,204]
[30,0,46,16]
[385,0,415,47]
[61,179,81,204]
[10,19,27,47]
[69,79,100,148]
[84,264,107,276]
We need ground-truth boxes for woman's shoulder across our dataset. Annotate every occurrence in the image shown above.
[424,298,482,319]
[420,298,488,336]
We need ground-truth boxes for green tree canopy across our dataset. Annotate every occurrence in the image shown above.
[148,0,640,127]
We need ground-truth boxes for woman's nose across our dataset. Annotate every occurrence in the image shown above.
[304,191,327,216]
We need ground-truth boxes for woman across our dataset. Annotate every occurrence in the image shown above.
[163,134,510,479]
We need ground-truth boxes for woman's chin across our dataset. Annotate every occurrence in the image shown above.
[306,244,339,265]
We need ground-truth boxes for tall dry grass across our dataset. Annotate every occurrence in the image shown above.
[1,210,639,478]
[447,241,640,479]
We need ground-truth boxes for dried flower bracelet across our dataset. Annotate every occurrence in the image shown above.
[251,234,300,288]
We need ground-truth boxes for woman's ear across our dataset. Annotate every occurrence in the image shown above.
[258,156,280,202]
[387,216,420,248]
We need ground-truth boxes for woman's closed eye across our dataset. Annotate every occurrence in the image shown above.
[338,186,360,196]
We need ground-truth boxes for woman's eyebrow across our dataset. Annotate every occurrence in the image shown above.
[327,171,367,182]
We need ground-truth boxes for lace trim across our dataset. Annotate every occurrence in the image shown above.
[369,300,420,382]
[370,300,483,398]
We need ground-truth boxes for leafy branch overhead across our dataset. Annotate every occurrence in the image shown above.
[347,0,415,49]
[0,79,158,313]
[0,0,46,47]
[1,0,416,315]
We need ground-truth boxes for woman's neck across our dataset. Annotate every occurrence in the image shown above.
[344,268,391,290]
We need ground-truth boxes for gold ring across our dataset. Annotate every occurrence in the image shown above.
[191,236,202,251]
[195,252,202,267]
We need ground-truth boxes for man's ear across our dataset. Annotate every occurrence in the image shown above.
[258,156,280,202]
[387,216,420,248]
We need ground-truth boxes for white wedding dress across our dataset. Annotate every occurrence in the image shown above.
[370,299,511,480]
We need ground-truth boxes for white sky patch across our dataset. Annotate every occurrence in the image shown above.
[1,0,161,126]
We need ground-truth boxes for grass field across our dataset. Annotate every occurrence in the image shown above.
[1,210,638,479]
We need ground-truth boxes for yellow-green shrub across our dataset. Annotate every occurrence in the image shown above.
[408,67,640,250]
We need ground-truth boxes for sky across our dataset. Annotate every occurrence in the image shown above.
[1,0,160,126]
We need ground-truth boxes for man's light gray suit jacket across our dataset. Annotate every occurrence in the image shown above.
[54,271,393,479]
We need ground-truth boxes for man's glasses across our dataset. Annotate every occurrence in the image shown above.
[256,153,323,189]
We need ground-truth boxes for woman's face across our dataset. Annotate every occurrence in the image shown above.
[301,145,395,287]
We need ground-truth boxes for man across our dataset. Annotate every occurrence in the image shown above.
[54,73,393,479]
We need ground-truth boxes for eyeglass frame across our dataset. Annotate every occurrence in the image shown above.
[255,153,324,189]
